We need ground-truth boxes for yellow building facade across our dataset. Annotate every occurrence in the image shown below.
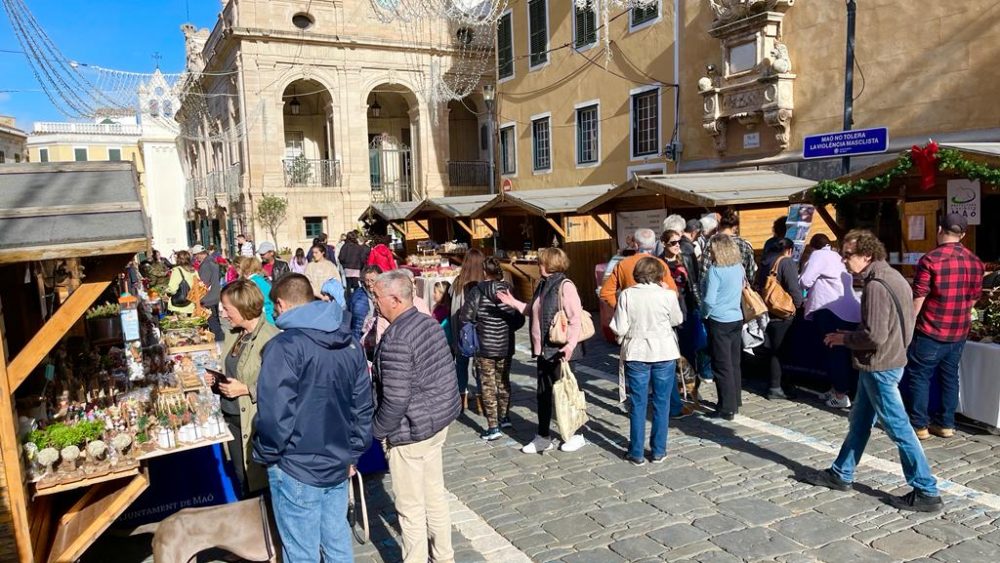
[26,121,143,172]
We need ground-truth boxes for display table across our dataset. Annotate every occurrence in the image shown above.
[958,340,1000,428]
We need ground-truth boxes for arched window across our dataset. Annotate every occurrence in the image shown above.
[149,99,160,117]
[163,100,173,118]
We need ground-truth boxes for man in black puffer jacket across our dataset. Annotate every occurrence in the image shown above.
[462,257,525,440]
[372,270,460,563]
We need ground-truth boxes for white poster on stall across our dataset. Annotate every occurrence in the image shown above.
[615,209,669,250]
[947,179,981,225]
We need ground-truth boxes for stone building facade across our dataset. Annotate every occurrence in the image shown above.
[177,0,492,252]
[0,117,27,164]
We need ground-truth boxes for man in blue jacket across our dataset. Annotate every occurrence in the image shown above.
[253,273,374,562]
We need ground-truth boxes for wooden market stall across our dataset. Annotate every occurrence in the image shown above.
[358,200,421,250]
[403,194,496,249]
[471,185,616,309]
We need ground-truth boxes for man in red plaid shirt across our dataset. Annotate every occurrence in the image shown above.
[903,213,984,440]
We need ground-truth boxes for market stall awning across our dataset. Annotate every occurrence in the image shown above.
[358,200,422,223]
[579,171,816,214]
[406,193,496,220]
[0,162,150,264]
[471,185,616,218]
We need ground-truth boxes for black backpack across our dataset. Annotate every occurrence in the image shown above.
[170,270,192,308]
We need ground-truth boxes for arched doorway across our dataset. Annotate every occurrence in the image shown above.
[366,84,418,202]
[281,79,338,187]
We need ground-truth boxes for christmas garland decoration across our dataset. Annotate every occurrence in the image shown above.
[809,145,1000,204]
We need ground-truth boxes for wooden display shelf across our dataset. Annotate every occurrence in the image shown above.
[166,343,218,355]
[134,428,233,462]
[31,465,140,498]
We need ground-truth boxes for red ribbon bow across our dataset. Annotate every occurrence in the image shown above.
[910,141,939,191]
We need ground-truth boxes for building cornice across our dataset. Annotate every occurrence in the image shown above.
[0,124,28,139]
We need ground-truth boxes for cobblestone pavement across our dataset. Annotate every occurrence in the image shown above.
[87,331,1000,562]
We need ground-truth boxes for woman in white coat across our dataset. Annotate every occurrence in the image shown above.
[611,257,684,466]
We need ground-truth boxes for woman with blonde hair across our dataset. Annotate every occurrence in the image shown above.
[166,250,201,315]
[498,247,588,454]
[237,256,275,324]
[702,234,746,420]
[206,279,279,496]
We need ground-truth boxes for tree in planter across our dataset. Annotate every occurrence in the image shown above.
[287,154,313,185]
[256,195,288,246]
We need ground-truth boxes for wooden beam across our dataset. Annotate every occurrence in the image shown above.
[478,218,498,234]
[545,216,568,239]
[47,471,149,563]
[0,352,33,562]
[0,238,147,266]
[815,204,846,240]
[7,282,109,391]
[590,213,615,238]
[454,219,476,238]
[413,220,432,237]
[0,202,142,220]
[31,496,53,563]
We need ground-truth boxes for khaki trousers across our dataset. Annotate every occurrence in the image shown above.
[387,427,454,563]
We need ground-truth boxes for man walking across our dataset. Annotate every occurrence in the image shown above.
[257,241,290,282]
[806,230,942,513]
[253,274,374,562]
[191,245,223,341]
[372,270,460,563]
[903,213,984,439]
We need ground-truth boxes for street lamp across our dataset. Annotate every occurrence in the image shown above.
[483,83,496,195]
[289,85,301,115]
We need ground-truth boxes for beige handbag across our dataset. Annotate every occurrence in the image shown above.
[554,361,588,440]
[761,256,796,319]
[741,282,768,322]
[548,280,596,345]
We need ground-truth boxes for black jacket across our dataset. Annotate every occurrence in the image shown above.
[338,241,368,272]
[252,300,373,487]
[756,253,805,309]
[679,237,700,290]
[461,280,525,359]
[373,307,461,445]
[269,259,290,282]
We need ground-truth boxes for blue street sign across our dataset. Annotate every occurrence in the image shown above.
[803,127,889,159]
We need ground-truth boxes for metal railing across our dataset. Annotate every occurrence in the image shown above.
[282,158,342,187]
[448,160,490,187]
[370,179,415,203]
[185,162,242,210]
[32,121,142,136]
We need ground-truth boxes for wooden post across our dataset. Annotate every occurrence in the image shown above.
[814,204,846,240]
[589,213,616,239]
[0,351,33,563]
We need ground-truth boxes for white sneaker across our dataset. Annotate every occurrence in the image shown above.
[826,395,852,409]
[560,434,586,452]
[819,388,835,402]
[520,435,554,454]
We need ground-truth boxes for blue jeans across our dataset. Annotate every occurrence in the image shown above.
[670,384,684,416]
[902,333,965,429]
[267,465,352,563]
[831,368,939,496]
[626,360,676,459]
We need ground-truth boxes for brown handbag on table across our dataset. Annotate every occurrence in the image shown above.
[548,280,596,345]
[761,256,796,319]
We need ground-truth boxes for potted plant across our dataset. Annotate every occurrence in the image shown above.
[85,302,122,342]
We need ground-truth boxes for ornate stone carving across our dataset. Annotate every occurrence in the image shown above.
[763,107,792,146]
[709,0,795,25]
[703,119,728,155]
[181,24,210,74]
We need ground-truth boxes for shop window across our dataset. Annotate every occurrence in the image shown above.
[74,148,88,162]
[631,1,659,29]
[527,0,548,68]
[576,104,599,165]
[39,148,49,162]
[305,217,324,239]
[631,88,659,158]
[574,1,597,49]
[499,125,516,176]
[497,12,513,79]
[108,148,122,161]
[532,116,551,171]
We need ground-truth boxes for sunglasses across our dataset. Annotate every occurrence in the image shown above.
[666,240,681,246]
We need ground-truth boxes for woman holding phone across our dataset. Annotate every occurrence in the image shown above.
[208,279,279,496]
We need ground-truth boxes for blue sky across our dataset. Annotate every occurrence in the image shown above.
[0,0,219,129]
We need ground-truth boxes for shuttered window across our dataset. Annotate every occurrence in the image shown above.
[574,1,597,48]
[632,89,659,157]
[576,104,599,165]
[500,125,516,175]
[528,0,548,68]
[631,2,659,28]
[532,117,551,171]
[497,12,513,79]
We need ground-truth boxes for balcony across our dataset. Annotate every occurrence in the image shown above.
[185,162,242,211]
[448,161,490,187]
[370,179,414,203]
[32,121,142,136]
[282,158,342,188]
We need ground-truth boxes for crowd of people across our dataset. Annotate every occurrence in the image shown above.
[141,206,983,559]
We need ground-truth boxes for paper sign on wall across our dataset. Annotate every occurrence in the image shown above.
[615,209,668,250]
[947,179,981,225]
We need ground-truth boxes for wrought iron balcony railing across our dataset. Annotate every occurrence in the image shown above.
[282,158,342,187]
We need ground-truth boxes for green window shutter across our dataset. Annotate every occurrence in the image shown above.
[575,2,596,48]
[497,13,513,79]
[528,0,547,67]
[632,2,659,27]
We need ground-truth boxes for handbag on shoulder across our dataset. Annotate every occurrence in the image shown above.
[761,257,796,319]
[548,280,596,345]
[741,282,768,322]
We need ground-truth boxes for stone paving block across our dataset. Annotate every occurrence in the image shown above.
[808,539,895,562]
[530,546,575,562]
[586,501,662,526]
[661,540,721,560]
[695,549,744,563]
[770,512,858,548]
[716,497,792,525]
[710,527,804,559]
[452,548,487,562]
[649,466,716,489]
[692,514,745,535]
[510,531,557,551]
[644,490,714,515]
[540,514,602,542]
[930,538,1000,562]
[559,548,627,563]
[871,529,946,559]
[647,523,711,548]
[914,520,979,543]
[608,536,668,560]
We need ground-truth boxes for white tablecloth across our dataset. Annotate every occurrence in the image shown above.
[958,340,1000,427]
[414,274,459,312]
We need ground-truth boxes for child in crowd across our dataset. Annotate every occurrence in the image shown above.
[433,280,454,348]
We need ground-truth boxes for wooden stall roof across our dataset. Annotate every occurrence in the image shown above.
[790,142,1000,202]
[471,185,616,218]
[405,193,496,220]
[579,171,817,214]
[0,162,150,264]
[358,200,422,223]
